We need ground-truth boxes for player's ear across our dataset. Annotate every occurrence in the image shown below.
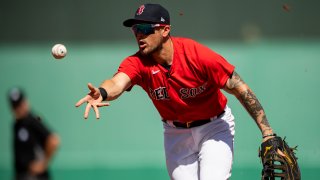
[162,25,170,38]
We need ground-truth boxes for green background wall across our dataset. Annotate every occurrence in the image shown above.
[1,0,320,41]
[1,0,320,179]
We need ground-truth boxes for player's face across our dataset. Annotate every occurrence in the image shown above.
[132,24,168,56]
[13,100,30,119]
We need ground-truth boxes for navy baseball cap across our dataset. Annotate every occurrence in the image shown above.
[8,87,25,109]
[123,4,170,27]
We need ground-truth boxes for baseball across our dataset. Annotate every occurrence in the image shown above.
[51,44,67,59]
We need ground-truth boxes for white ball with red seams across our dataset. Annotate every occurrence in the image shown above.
[51,44,67,59]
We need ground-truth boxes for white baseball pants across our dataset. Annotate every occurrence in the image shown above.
[163,106,235,180]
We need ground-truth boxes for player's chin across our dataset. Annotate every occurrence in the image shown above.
[139,47,150,56]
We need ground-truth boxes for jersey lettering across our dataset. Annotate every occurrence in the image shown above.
[150,87,170,100]
[179,82,207,99]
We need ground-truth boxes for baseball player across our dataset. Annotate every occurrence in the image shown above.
[75,4,276,180]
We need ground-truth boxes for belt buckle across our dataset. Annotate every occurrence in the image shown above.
[186,121,192,128]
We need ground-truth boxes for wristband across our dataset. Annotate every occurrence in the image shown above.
[262,133,277,139]
[98,87,108,101]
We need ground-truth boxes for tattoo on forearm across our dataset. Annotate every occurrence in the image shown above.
[225,71,272,132]
[260,114,270,128]
[239,90,270,128]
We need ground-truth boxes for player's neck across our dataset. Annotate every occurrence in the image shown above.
[152,37,173,66]
[14,108,30,120]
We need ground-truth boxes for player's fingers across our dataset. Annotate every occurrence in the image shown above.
[75,96,89,107]
[97,102,110,107]
[92,105,100,119]
[84,103,91,119]
[87,83,96,93]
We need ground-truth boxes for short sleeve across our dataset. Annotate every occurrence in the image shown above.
[117,56,142,86]
[29,116,51,147]
[194,42,235,88]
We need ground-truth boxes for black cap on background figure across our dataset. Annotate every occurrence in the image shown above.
[8,87,25,109]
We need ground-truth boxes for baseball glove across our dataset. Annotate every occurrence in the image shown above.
[259,136,301,180]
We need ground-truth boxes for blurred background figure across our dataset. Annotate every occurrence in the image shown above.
[7,87,60,180]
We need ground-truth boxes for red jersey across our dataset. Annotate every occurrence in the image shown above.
[117,37,235,122]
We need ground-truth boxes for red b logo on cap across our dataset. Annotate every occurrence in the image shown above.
[136,5,145,15]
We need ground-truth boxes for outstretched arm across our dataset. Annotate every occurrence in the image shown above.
[75,72,132,119]
[223,71,275,141]
[99,72,132,101]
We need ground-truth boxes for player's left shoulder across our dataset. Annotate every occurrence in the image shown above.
[172,37,203,56]
[172,36,198,45]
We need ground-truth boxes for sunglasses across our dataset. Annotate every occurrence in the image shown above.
[131,24,167,35]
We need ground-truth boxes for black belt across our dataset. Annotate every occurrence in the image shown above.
[163,110,225,129]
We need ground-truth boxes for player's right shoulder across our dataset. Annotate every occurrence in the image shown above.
[124,52,154,66]
[122,53,140,63]
[125,51,143,60]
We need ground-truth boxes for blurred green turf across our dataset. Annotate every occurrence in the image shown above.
[1,167,320,179]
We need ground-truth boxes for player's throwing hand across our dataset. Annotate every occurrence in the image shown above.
[75,83,110,119]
